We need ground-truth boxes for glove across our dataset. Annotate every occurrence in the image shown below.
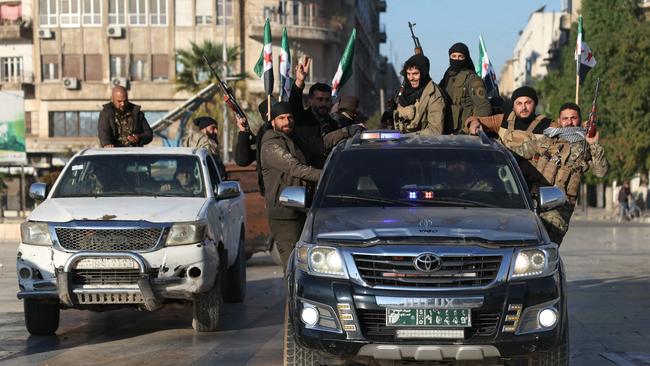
[346,124,366,136]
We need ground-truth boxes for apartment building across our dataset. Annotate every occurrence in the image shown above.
[25,0,388,165]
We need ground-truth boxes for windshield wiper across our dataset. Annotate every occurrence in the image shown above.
[326,194,415,206]
[411,197,497,208]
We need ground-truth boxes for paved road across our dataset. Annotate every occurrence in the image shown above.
[1,221,650,365]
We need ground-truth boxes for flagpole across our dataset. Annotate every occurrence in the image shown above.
[575,74,580,104]
[267,94,271,123]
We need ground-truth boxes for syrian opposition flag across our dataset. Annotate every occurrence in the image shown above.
[279,28,292,101]
[254,18,273,95]
[331,29,356,98]
[476,35,500,98]
[575,16,596,85]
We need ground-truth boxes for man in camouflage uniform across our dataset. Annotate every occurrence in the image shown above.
[185,116,227,179]
[98,86,152,148]
[440,42,492,134]
[510,103,608,243]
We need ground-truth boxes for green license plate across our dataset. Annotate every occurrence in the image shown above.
[386,308,471,327]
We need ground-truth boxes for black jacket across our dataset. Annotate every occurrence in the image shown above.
[98,102,153,147]
[289,82,339,136]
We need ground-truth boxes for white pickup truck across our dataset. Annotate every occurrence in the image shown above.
[16,147,246,334]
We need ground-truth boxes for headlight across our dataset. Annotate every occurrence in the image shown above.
[296,243,347,278]
[20,222,52,246]
[510,246,557,279]
[167,222,207,246]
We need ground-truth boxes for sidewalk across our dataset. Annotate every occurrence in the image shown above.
[571,206,650,224]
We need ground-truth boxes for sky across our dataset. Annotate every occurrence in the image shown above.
[380,0,563,82]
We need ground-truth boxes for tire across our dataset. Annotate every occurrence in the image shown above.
[24,299,60,336]
[284,302,320,366]
[529,328,569,366]
[224,230,247,303]
[192,270,222,332]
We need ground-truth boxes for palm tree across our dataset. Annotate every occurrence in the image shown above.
[175,40,244,93]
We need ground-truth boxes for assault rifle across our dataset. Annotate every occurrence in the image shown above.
[408,22,422,55]
[585,78,600,138]
[202,55,250,132]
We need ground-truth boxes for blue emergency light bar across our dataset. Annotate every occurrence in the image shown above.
[360,131,402,140]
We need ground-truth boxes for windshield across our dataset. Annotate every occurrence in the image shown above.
[53,155,205,198]
[318,149,526,209]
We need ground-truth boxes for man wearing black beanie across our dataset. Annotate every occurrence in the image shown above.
[440,42,492,133]
[184,116,226,178]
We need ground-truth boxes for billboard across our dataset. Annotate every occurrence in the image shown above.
[0,90,27,164]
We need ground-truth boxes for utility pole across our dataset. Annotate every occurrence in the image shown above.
[221,0,229,162]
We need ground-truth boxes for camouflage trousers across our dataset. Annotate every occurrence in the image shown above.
[539,203,575,245]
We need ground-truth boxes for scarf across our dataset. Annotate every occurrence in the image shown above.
[543,126,587,143]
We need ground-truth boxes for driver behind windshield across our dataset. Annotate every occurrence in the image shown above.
[160,164,197,194]
[433,161,495,192]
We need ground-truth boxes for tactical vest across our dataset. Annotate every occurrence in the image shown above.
[500,113,546,149]
[533,141,589,203]
[446,71,473,133]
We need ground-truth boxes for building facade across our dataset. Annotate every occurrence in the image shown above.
[25,0,387,163]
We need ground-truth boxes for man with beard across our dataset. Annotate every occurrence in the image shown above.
[500,103,608,243]
[185,116,227,179]
[290,58,338,136]
[440,42,492,133]
[330,95,359,128]
[98,86,153,147]
[393,54,446,135]
[260,102,322,269]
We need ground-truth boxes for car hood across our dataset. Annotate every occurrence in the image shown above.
[311,207,544,243]
[29,197,208,223]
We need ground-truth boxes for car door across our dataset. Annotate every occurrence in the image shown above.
[206,156,238,266]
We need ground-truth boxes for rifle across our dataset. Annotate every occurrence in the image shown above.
[202,55,250,132]
[408,22,422,55]
[585,78,600,138]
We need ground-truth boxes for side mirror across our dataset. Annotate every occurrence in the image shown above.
[29,183,48,202]
[279,186,306,209]
[538,186,567,212]
[216,181,241,199]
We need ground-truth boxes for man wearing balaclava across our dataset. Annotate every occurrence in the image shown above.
[440,42,492,134]
[393,54,446,135]
[259,102,321,269]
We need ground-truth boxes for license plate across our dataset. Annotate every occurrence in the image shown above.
[75,258,139,269]
[386,308,471,327]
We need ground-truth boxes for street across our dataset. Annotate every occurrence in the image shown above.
[1,221,650,365]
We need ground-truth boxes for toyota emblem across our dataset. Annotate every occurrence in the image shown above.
[413,253,442,272]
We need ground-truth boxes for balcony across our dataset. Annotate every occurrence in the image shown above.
[248,13,343,43]
[0,9,32,41]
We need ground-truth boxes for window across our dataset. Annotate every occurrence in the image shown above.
[53,155,205,198]
[85,54,102,81]
[216,0,232,25]
[174,0,190,25]
[130,54,147,81]
[195,0,211,24]
[25,112,32,135]
[149,0,166,25]
[49,111,99,137]
[59,0,80,26]
[42,55,59,81]
[128,0,146,25]
[82,0,101,25]
[152,55,168,81]
[63,54,82,79]
[108,0,125,24]
[39,0,57,26]
[1,57,23,83]
[110,55,125,78]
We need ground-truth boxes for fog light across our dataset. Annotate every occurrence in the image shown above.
[301,306,319,326]
[538,308,558,328]
[19,267,31,279]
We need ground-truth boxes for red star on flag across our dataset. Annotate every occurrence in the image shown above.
[264,51,272,64]
[586,51,593,62]
[332,80,340,93]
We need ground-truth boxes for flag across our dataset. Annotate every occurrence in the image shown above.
[476,35,500,98]
[279,28,292,101]
[254,19,273,95]
[575,16,596,85]
[331,29,356,98]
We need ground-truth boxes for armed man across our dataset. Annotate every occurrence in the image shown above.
[440,42,492,133]
[393,53,446,135]
[506,102,609,243]
[98,86,153,148]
